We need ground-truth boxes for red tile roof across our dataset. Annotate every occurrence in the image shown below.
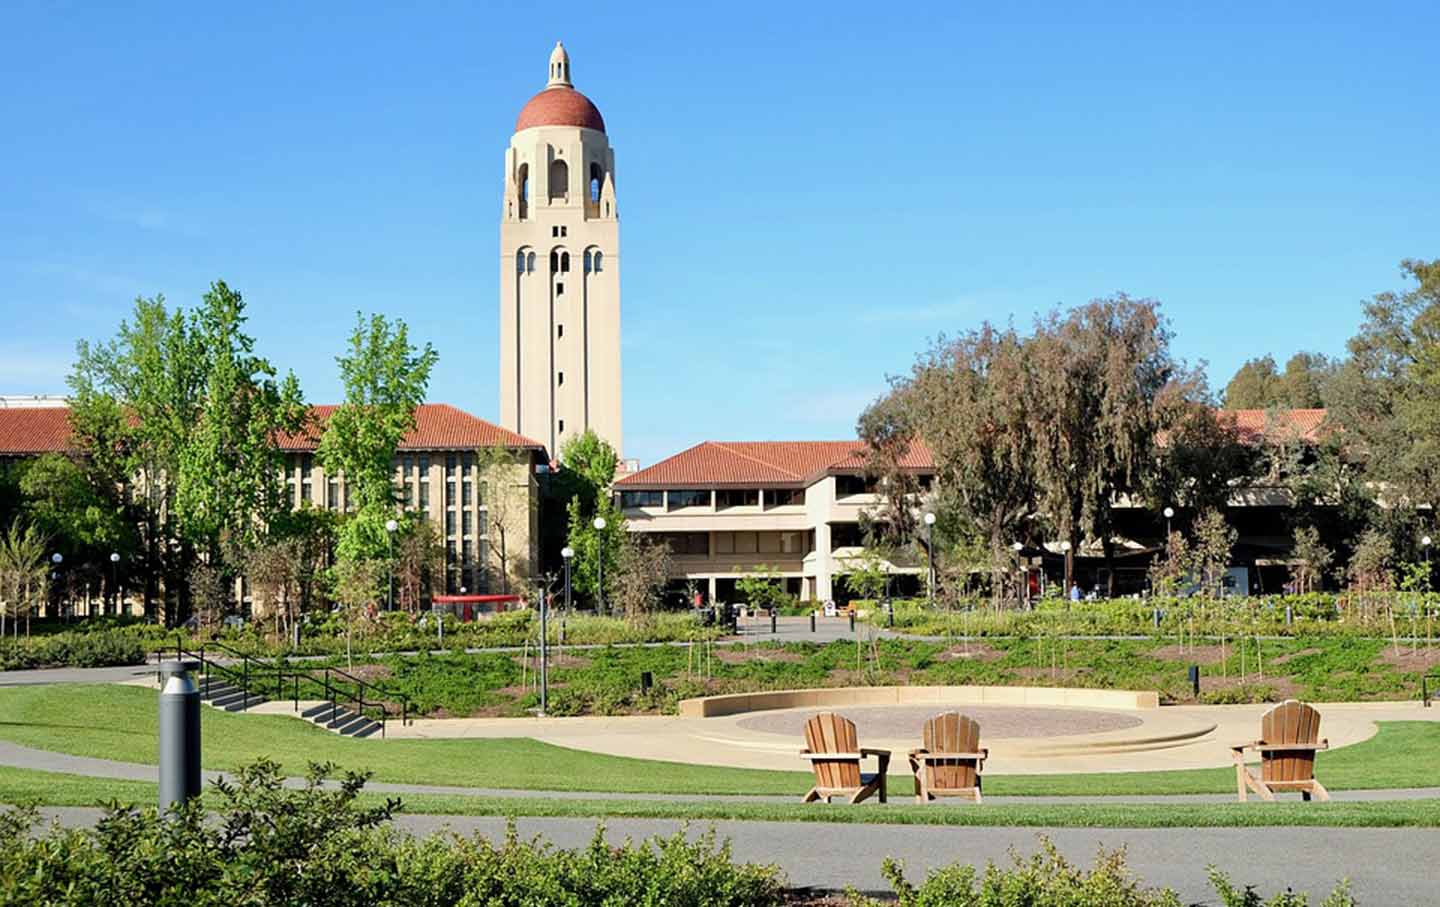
[0,404,543,456]
[1228,408,1327,444]
[615,440,933,489]
[0,407,74,455]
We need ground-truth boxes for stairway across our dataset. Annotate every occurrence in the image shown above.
[198,677,268,713]
[299,701,384,738]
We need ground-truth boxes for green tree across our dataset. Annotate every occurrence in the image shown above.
[0,519,48,637]
[1330,259,1440,508]
[1147,530,1192,597]
[610,532,674,622]
[332,558,383,668]
[319,313,437,564]
[1190,509,1237,596]
[557,430,618,514]
[68,285,305,624]
[839,549,891,602]
[475,446,533,594]
[1223,355,1280,408]
[1290,525,1333,594]
[559,430,622,609]
[860,324,1035,604]
[1277,352,1336,408]
[735,564,791,611]
[16,454,135,612]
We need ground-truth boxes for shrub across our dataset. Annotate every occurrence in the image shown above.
[0,760,786,907]
[0,627,147,670]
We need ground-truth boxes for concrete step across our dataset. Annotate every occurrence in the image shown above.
[349,722,382,739]
[333,714,378,736]
[322,709,361,729]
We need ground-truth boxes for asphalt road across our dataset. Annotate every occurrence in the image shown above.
[31,807,1440,904]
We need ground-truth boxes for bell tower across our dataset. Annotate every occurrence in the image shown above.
[499,41,621,458]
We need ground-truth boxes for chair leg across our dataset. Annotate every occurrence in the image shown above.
[972,787,982,804]
[802,787,820,803]
[1235,760,1248,802]
[878,772,887,804]
[1310,780,1330,802]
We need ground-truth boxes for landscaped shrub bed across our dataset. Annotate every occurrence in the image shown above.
[258,632,1439,719]
[0,761,1358,907]
[0,627,148,670]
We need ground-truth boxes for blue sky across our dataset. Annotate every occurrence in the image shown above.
[2,2,1436,465]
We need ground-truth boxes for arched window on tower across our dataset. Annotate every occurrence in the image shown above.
[549,250,558,273]
[593,250,603,273]
[526,252,535,273]
[517,164,529,220]
[515,250,525,274]
[548,159,568,202]
[583,251,592,273]
[560,252,570,273]
[589,163,602,202]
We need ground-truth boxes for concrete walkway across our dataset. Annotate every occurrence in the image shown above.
[28,806,1440,903]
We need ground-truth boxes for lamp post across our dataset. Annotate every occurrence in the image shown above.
[1011,541,1026,608]
[537,575,549,715]
[561,546,574,614]
[1424,535,1433,591]
[109,553,120,618]
[51,553,63,620]
[1061,540,1073,595]
[1163,506,1175,540]
[385,519,399,611]
[593,516,607,614]
[923,512,936,608]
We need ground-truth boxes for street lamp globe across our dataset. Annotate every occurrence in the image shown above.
[109,552,120,564]
[1011,542,1023,552]
[593,516,606,531]
[1163,507,1175,520]
[51,553,62,565]
[385,519,399,533]
[561,546,574,560]
[923,512,936,526]
[1061,540,1072,552]
[1424,535,1433,548]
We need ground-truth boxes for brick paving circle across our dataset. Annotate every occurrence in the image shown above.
[735,705,1144,739]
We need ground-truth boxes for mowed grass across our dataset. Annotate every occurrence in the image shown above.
[1,764,1438,828]
[1,684,1438,796]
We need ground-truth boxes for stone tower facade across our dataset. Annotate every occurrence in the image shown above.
[499,42,621,458]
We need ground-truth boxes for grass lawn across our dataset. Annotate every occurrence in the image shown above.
[2,684,1439,798]
[1,763,1437,829]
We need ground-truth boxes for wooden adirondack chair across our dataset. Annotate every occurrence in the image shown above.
[1231,699,1330,802]
[908,712,987,803]
[799,712,891,804]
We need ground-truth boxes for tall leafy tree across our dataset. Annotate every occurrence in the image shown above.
[319,314,437,564]
[1026,296,1187,591]
[1330,259,1440,509]
[67,284,303,623]
[1223,355,1280,408]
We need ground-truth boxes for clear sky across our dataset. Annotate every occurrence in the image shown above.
[2,2,1436,465]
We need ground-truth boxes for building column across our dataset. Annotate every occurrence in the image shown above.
[707,576,717,605]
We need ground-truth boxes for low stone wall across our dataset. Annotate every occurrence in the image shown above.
[677,685,1160,718]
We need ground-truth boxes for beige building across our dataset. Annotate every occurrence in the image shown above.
[0,403,547,598]
[499,42,622,458]
[614,441,935,603]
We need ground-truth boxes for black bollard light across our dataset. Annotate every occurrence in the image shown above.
[1285,603,1293,626]
[849,611,855,633]
[1188,664,1201,698]
[810,612,816,633]
[158,660,202,813]
[771,609,777,634]
[640,670,653,694]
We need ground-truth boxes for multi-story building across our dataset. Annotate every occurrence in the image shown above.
[499,42,622,458]
[614,440,934,604]
[0,402,546,597]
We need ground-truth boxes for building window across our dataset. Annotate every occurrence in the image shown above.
[831,522,864,547]
[462,539,473,563]
[327,477,339,510]
[560,252,570,272]
[548,159,568,201]
[766,488,803,507]
[620,490,662,509]
[462,479,472,506]
[716,489,759,509]
[526,252,535,272]
[557,324,564,338]
[835,474,878,497]
[666,489,710,509]
[556,282,564,296]
[445,511,456,535]
[446,454,457,477]
[583,250,592,273]
[462,510,472,536]
[593,250,603,272]
[446,481,456,507]
[558,419,565,433]
[516,250,526,272]
[551,226,560,238]
[661,532,709,556]
[557,371,565,386]
[560,225,567,237]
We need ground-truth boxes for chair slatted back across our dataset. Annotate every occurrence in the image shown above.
[1259,700,1321,784]
[922,712,981,791]
[803,712,861,789]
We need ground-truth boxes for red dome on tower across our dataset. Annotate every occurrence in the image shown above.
[515,86,606,133]
[515,41,606,133]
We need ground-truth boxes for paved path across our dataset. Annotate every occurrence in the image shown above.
[28,806,1440,903]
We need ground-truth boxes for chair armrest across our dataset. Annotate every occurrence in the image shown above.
[1254,742,1329,753]
[1231,740,1266,753]
[907,748,928,758]
[860,747,892,758]
[913,751,987,761]
[801,752,863,761]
